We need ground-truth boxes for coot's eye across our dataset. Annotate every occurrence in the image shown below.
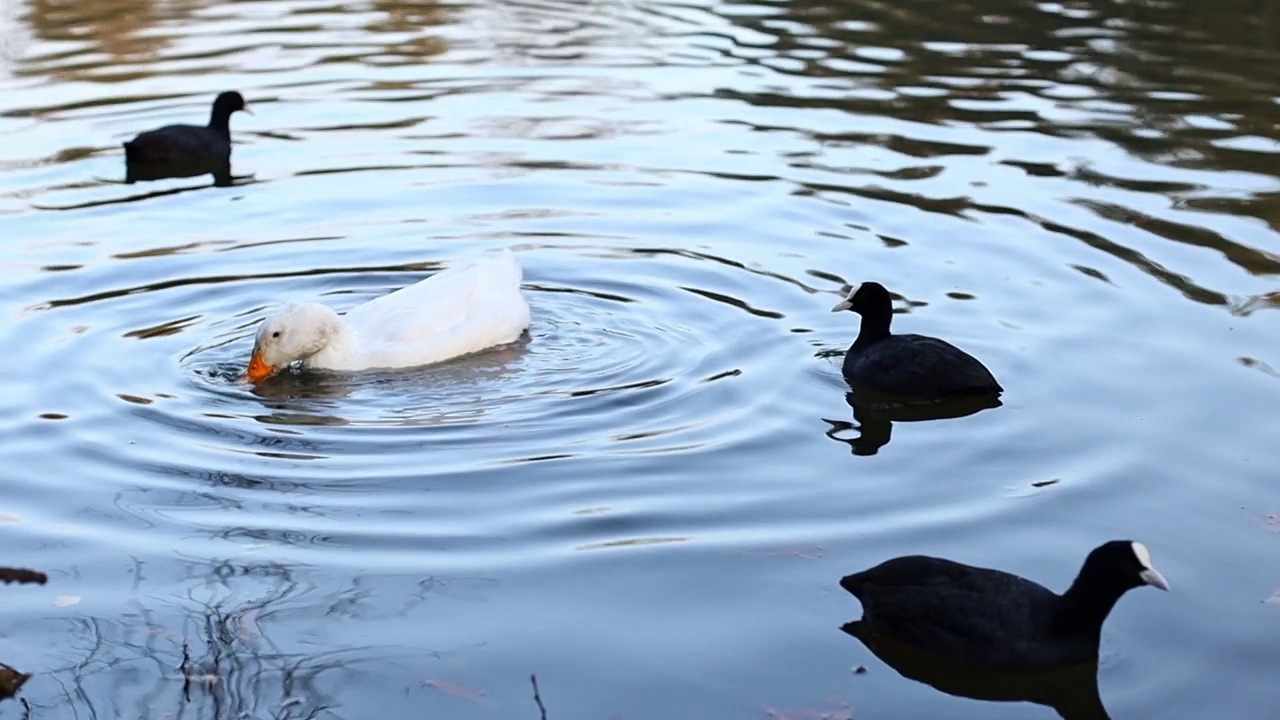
[271,331,280,338]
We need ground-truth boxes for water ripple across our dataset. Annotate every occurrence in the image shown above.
[4,0,1280,717]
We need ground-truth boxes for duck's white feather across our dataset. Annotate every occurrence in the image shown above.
[263,249,530,374]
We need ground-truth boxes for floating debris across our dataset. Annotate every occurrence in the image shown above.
[423,679,490,704]
[0,663,30,702]
[0,568,46,585]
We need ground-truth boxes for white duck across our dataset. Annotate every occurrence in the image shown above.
[245,249,530,383]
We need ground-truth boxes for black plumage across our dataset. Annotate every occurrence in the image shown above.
[831,281,1002,397]
[123,91,250,186]
[838,540,1169,670]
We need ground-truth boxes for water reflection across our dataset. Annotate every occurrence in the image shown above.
[231,340,531,430]
[713,0,1280,303]
[824,387,1001,456]
[21,0,175,64]
[31,177,252,211]
[123,155,235,187]
[0,569,49,705]
[841,621,1111,720]
[3,0,1280,716]
[41,559,445,719]
[16,0,452,78]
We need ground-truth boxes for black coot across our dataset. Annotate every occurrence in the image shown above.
[839,540,1169,670]
[831,282,1002,397]
[123,91,250,186]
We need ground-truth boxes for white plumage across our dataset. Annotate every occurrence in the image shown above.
[245,249,530,381]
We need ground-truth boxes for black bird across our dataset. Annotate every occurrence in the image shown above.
[831,282,1002,397]
[124,91,251,186]
[839,541,1169,670]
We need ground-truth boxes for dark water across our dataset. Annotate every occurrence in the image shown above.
[2,0,1279,716]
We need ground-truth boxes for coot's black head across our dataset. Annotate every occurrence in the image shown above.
[212,91,251,118]
[1079,540,1170,594]
[831,281,891,315]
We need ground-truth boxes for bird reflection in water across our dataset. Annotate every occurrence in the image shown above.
[824,383,1002,456]
[840,621,1112,720]
[223,338,528,429]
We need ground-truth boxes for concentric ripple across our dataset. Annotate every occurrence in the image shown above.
[1,242,819,573]
[177,245,801,454]
[4,0,1280,717]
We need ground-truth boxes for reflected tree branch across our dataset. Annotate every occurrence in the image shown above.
[530,673,547,720]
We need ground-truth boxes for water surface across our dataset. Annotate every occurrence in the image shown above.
[2,0,1279,717]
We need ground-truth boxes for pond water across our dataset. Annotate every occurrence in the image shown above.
[1,0,1279,717]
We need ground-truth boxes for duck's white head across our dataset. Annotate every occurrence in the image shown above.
[246,303,343,383]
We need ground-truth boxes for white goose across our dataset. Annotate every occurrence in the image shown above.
[245,249,530,382]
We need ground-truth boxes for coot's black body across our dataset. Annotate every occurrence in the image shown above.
[832,282,1002,397]
[838,541,1169,670]
[124,91,249,186]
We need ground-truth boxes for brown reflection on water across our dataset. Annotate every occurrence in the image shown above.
[15,0,451,82]
[20,0,193,69]
[366,0,450,61]
[710,0,1280,297]
[729,0,1280,170]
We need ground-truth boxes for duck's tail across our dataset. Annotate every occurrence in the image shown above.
[494,247,523,283]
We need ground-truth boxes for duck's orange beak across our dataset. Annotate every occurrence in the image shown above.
[245,351,275,383]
